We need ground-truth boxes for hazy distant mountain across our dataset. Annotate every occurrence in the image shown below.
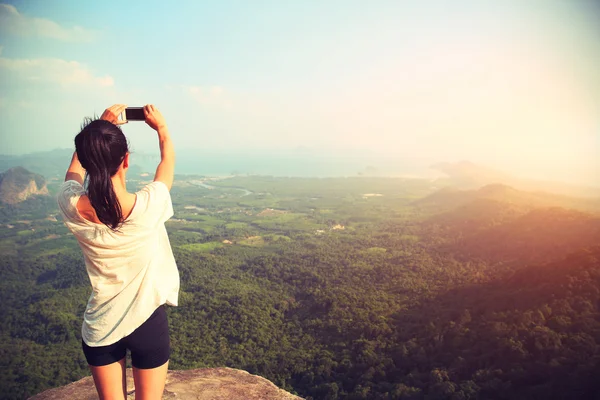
[432,160,600,197]
[0,149,73,179]
[1,148,434,179]
[432,161,512,186]
[424,198,525,234]
[454,207,600,265]
[2,150,597,195]
[417,183,600,214]
[422,187,600,265]
[0,167,49,204]
[0,149,150,180]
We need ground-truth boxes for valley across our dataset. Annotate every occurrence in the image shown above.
[0,173,599,399]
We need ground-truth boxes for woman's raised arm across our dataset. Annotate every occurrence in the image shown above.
[144,104,175,190]
[64,151,85,184]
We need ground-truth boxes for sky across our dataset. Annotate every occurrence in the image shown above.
[0,0,598,184]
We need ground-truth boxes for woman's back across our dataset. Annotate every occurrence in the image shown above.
[58,180,179,346]
[77,191,137,224]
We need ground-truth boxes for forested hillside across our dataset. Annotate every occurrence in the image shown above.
[0,175,598,399]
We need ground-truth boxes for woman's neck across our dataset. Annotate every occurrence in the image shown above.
[111,171,129,197]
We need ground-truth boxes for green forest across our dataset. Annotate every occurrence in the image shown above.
[1,174,599,399]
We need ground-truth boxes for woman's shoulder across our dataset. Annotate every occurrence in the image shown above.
[136,181,171,205]
[57,180,86,222]
[133,181,174,227]
[138,181,170,195]
[60,179,85,194]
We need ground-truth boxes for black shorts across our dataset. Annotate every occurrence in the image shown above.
[82,305,170,369]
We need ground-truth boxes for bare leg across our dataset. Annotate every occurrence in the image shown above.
[132,360,169,400]
[89,357,127,400]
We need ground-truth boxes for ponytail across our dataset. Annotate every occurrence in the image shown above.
[75,119,129,231]
[86,155,123,230]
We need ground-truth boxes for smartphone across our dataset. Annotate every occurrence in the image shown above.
[122,107,145,121]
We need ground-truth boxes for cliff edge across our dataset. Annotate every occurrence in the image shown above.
[0,166,48,204]
[29,367,302,400]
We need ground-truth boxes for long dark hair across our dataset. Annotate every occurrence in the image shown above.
[75,119,129,230]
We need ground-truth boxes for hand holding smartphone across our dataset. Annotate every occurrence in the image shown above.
[106,104,166,130]
[119,107,145,122]
[143,104,167,131]
[100,104,127,125]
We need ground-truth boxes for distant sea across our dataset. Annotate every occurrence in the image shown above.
[0,148,443,180]
[132,149,442,179]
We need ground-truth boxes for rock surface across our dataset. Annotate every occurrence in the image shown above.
[29,368,303,400]
[0,166,48,204]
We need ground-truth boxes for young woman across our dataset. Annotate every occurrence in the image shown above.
[57,104,179,400]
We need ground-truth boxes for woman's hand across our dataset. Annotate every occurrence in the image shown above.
[144,104,167,131]
[100,104,128,125]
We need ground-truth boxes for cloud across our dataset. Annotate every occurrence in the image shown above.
[0,3,94,42]
[0,56,113,87]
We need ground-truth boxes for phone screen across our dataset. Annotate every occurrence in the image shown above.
[125,107,145,121]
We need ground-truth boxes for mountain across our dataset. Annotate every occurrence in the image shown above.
[29,367,301,399]
[432,161,600,198]
[0,149,151,180]
[440,206,600,265]
[417,183,600,214]
[431,160,513,186]
[0,167,49,204]
[0,149,73,179]
[425,197,525,233]
[421,184,600,265]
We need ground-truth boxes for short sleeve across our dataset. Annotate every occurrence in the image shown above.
[57,180,85,222]
[136,181,174,227]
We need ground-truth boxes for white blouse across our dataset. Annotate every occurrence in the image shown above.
[57,180,180,347]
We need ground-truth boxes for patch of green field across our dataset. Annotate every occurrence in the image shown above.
[252,212,323,232]
[166,221,215,233]
[263,234,291,243]
[179,242,223,252]
[257,212,302,220]
[176,213,208,222]
[199,215,229,225]
[317,209,333,214]
[225,214,251,222]
[225,222,249,229]
[238,236,265,247]
[168,230,204,246]
[238,199,282,209]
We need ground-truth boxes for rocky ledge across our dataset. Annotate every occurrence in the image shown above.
[29,367,302,400]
